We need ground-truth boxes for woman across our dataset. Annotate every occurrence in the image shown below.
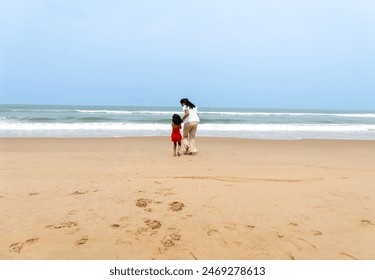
[180,98,200,155]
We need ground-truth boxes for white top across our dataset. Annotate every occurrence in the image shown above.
[182,105,200,123]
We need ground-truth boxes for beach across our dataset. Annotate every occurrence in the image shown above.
[1,137,374,260]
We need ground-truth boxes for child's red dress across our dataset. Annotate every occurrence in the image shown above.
[171,124,182,142]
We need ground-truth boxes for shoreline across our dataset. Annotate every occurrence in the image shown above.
[1,136,375,140]
[1,137,374,259]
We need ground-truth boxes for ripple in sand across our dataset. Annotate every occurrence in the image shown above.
[340,252,358,260]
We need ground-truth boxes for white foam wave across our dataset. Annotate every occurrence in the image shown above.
[7,109,74,113]
[1,121,375,132]
[200,123,375,132]
[201,112,375,118]
[76,110,178,115]
[5,108,375,118]
[0,121,167,131]
[75,110,375,118]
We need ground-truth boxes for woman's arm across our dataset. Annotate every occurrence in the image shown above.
[181,109,189,122]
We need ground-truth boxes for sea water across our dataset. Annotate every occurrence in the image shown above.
[1,104,375,139]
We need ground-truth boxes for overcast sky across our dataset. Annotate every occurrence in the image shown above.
[0,0,374,109]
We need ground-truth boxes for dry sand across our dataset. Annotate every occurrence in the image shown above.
[0,137,374,260]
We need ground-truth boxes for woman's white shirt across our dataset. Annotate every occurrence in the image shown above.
[182,105,200,123]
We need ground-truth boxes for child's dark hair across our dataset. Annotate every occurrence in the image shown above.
[172,114,183,125]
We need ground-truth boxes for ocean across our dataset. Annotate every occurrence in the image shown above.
[1,104,375,139]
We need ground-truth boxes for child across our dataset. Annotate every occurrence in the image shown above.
[171,114,182,156]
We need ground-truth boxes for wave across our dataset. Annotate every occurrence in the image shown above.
[201,112,375,118]
[75,110,178,115]
[26,117,57,122]
[200,123,375,132]
[78,117,113,122]
[3,107,375,118]
[2,109,75,113]
[1,121,375,132]
[75,110,375,118]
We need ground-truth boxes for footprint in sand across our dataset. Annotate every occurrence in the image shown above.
[170,201,185,211]
[161,233,181,248]
[170,233,181,241]
[46,221,78,229]
[28,192,40,196]
[68,209,79,215]
[282,237,317,255]
[207,229,227,245]
[25,238,39,245]
[145,219,162,229]
[9,242,24,253]
[245,225,256,229]
[289,222,298,226]
[9,238,39,253]
[207,229,219,236]
[161,239,175,247]
[70,191,88,195]
[361,219,375,226]
[136,198,151,208]
[75,236,88,245]
[110,224,121,228]
[312,230,323,236]
[119,216,129,222]
[224,223,238,231]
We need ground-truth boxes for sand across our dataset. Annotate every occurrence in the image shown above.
[0,137,374,260]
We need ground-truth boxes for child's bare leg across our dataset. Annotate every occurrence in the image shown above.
[173,142,177,156]
[177,142,181,156]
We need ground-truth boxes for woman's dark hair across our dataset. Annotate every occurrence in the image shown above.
[180,98,196,109]
[172,114,183,125]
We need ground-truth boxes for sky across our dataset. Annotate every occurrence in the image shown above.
[0,0,374,109]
